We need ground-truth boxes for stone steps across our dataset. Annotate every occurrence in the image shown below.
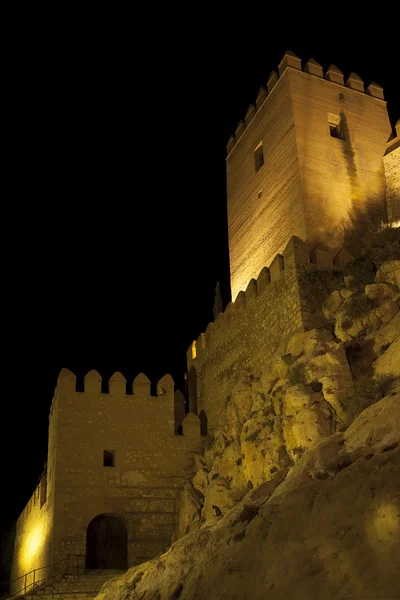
[11,570,125,600]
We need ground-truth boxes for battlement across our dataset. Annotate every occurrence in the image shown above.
[226,50,386,157]
[53,368,199,441]
[56,368,174,398]
[187,235,353,369]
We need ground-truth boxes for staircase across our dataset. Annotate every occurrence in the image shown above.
[13,570,126,600]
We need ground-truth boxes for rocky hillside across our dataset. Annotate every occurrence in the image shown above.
[96,257,400,599]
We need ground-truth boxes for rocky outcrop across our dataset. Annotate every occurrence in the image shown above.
[95,260,400,599]
[96,396,400,600]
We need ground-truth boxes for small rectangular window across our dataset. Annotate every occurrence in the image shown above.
[103,450,115,467]
[328,113,345,140]
[254,141,264,173]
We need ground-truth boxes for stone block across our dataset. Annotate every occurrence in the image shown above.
[224,301,235,325]
[109,371,127,396]
[366,81,384,100]
[278,50,302,76]
[333,248,354,267]
[245,278,257,304]
[255,86,267,109]
[133,373,151,397]
[325,64,344,85]
[304,58,323,78]
[84,370,102,394]
[283,236,310,268]
[57,368,77,393]
[346,72,364,92]
[245,104,256,126]
[197,332,206,352]
[310,243,334,268]
[267,70,279,94]
[182,413,201,438]
[226,135,236,155]
[257,267,270,294]
[205,322,214,347]
[235,290,246,312]
[269,254,284,282]
[157,374,174,397]
[235,120,245,140]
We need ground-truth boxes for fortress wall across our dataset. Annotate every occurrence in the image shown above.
[227,71,306,301]
[384,123,400,222]
[289,68,391,246]
[10,480,53,594]
[10,398,60,592]
[187,238,313,431]
[50,377,203,566]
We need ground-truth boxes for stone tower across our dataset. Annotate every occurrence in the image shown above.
[10,369,202,594]
[226,51,393,300]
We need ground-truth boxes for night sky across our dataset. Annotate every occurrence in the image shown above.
[2,18,399,554]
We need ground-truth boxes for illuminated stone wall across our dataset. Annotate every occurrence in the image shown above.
[49,371,201,568]
[11,372,202,584]
[10,484,53,595]
[187,237,315,431]
[226,58,306,302]
[10,390,60,594]
[227,52,392,300]
[384,122,400,221]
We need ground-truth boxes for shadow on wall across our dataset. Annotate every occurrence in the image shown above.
[336,110,387,256]
[199,410,208,436]
[341,202,389,259]
[340,111,361,204]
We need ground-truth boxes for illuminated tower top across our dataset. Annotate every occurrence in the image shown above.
[226,51,392,300]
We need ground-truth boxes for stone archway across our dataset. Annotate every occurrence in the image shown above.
[86,514,127,569]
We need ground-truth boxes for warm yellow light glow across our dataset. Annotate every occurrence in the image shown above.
[22,524,44,569]
[191,341,197,360]
[391,219,400,228]
[366,501,400,551]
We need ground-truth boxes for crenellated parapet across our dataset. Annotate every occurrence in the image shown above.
[226,50,385,157]
[56,368,174,399]
[187,236,354,369]
[54,369,196,437]
[384,119,400,222]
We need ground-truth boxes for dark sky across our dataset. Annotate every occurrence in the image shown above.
[2,17,399,545]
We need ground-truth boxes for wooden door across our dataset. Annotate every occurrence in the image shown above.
[86,515,127,569]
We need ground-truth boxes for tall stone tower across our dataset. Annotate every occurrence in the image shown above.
[226,51,393,300]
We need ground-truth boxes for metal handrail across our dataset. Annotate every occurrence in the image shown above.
[8,554,85,598]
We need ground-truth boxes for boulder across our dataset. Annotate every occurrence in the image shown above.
[97,397,400,600]
[373,338,400,378]
[375,259,400,288]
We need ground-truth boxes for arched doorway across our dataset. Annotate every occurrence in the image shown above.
[86,515,127,569]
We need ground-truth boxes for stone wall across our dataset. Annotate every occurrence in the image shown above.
[51,370,202,567]
[226,51,392,300]
[10,477,53,595]
[187,236,317,431]
[10,391,60,593]
[384,121,400,222]
[11,370,203,583]
[226,55,305,301]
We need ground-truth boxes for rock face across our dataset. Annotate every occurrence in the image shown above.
[96,396,400,600]
[95,259,400,599]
